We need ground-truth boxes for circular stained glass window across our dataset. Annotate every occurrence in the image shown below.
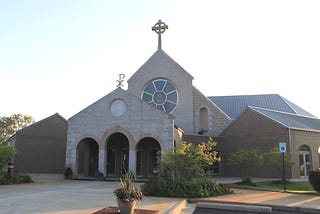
[142,79,178,113]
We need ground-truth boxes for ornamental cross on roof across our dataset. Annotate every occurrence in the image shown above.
[152,20,168,50]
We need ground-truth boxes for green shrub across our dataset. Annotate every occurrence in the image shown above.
[242,177,255,185]
[141,176,169,197]
[64,166,73,179]
[227,148,263,179]
[141,176,227,198]
[0,172,7,185]
[309,171,320,192]
[12,173,33,184]
[141,138,229,198]
[0,172,33,185]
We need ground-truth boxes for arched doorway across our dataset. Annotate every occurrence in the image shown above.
[106,133,129,178]
[299,145,312,178]
[136,137,161,178]
[77,138,99,177]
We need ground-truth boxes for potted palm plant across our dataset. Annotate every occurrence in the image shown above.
[114,172,143,214]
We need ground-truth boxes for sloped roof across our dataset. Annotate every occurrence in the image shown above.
[208,94,315,119]
[5,113,67,143]
[250,107,320,132]
[127,49,193,84]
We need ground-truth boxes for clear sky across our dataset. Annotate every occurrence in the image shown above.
[1,0,320,121]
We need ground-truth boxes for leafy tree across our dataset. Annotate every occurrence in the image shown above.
[0,144,16,170]
[196,137,221,167]
[0,114,34,143]
[227,148,263,179]
[264,146,294,179]
[142,138,227,198]
[159,137,220,182]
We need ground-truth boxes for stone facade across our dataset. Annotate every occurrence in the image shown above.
[66,88,174,178]
[66,49,231,178]
[128,50,195,134]
[192,87,231,136]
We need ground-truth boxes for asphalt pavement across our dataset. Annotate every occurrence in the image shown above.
[1,175,319,214]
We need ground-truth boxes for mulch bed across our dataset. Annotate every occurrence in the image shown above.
[91,206,160,214]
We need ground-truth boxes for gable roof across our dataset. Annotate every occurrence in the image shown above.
[16,113,67,134]
[68,87,173,122]
[251,107,320,132]
[5,113,67,143]
[208,94,316,119]
[127,49,193,84]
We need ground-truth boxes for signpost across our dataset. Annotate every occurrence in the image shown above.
[279,142,287,192]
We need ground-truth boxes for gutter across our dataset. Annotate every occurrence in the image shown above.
[288,128,294,178]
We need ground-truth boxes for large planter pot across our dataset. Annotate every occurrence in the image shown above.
[117,198,137,214]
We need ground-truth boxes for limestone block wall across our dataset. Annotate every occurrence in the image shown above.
[127,50,194,133]
[66,88,174,175]
[193,87,231,136]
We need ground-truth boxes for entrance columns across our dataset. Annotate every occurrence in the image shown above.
[129,145,136,174]
[98,149,106,176]
[71,149,78,178]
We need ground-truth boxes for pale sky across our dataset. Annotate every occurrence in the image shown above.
[1,0,320,121]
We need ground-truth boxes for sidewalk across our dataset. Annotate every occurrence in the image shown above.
[1,175,319,214]
[0,175,187,214]
[190,188,320,213]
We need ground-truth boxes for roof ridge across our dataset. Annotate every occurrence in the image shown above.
[15,113,66,135]
[208,94,278,98]
[278,95,299,115]
[249,106,317,120]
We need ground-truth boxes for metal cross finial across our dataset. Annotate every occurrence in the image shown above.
[152,20,168,50]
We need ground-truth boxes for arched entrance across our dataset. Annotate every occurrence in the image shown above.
[106,133,129,178]
[136,137,161,178]
[77,138,99,177]
[299,145,312,178]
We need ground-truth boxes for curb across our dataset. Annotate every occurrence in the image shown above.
[196,202,272,213]
[188,199,320,214]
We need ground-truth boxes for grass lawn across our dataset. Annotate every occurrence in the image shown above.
[229,180,320,195]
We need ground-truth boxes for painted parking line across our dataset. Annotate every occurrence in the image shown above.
[288,196,320,207]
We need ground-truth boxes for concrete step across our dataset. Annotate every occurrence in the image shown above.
[180,203,196,214]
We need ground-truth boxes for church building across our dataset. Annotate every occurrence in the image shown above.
[65,20,320,179]
[65,20,230,179]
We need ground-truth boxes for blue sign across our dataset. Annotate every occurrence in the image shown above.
[279,142,286,153]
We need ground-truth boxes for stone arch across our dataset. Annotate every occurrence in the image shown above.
[105,132,130,178]
[76,137,99,178]
[136,137,161,178]
[101,126,135,149]
[73,134,100,150]
[136,133,164,150]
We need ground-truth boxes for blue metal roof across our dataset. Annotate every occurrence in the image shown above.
[208,94,316,119]
[251,107,320,132]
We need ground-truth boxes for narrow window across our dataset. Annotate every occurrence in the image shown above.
[199,107,208,134]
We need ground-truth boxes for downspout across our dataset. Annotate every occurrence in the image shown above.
[288,128,294,178]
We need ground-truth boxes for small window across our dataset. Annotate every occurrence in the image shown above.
[199,107,208,133]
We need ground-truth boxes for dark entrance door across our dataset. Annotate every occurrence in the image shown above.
[77,138,99,177]
[106,133,129,178]
[136,137,161,178]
